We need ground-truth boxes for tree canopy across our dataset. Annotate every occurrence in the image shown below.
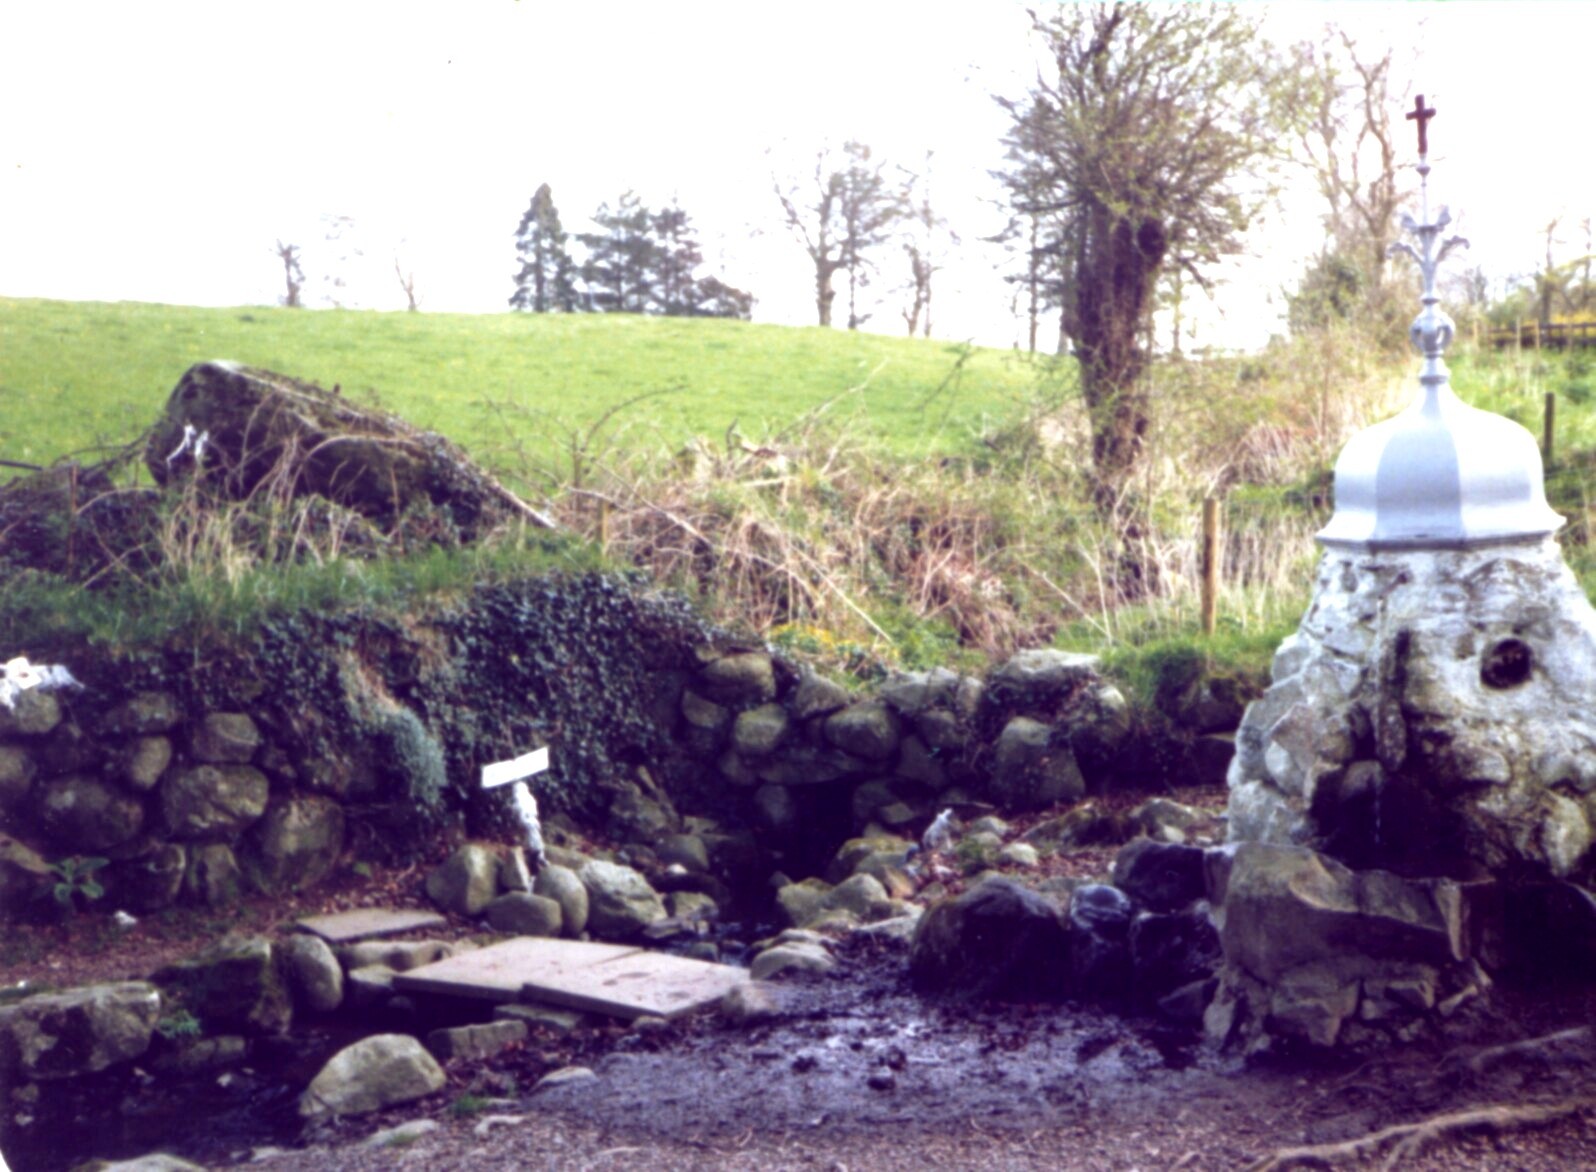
[998,1,1292,508]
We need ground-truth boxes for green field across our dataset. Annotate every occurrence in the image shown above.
[0,298,1045,486]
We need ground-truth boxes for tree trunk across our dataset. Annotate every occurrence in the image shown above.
[816,264,835,327]
[1074,210,1166,513]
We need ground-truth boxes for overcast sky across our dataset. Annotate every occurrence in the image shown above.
[3,2,1590,350]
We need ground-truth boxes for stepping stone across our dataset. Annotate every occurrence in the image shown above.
[523,946,750,1021]
[394,938,641,1003]
[394,937,748,1020]
[295,908,447,943]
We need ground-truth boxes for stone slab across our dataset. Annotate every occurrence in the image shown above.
[393,938,641,1003]
[295,908,448,943]
[520,945,750,1021]
[392,936,748,1020]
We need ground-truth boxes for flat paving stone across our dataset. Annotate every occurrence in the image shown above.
[393,937,748,1020]
[393,938,641,1003]
[295,908,448,943]
[522,945,750,1021]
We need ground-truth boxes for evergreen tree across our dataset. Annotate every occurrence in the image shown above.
[574,193,752,319]
[509,183,578,312]
[650,202,704,316]
[689,276,755,321]
[577,191,657,313]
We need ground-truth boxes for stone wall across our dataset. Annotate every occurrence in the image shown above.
[0,574,1232,921]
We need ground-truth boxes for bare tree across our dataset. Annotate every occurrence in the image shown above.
[1290,29,1411,329]
[901,153,955,338]
[274,240,305,308]
[775,151,846,327]
[775,142,904,328]
[835,142,907,330]
[394,255,421,312]
[998,2,1292,508]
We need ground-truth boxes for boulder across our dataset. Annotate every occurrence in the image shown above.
[1217,843,1466,984]
[534,863,590,938]
[989,649,1101,697]
[656,833,711,873]
[990,717,1084,811]
[756,745,859,786]
[425,1019,527,1062]
[775,878,832,929]
[250,796,345,892]
[298,1033,446,1118]
[35,774,146,851]
[603,779,679,844]
[578,859,666,939]
[183,842,243,906]
[100,692,181,736]
[699,652,776,703]
[425,844,500,916]
[823,702,902,761]
[337,940,454,972]
[732,703,791,756]
[0,744,37,808]
[790,670,850,720]
[1067,884,1134,1001]
[750,941,836,981]
[148,360,537,539]
[0,688,62,737]
[153,937,292,1035]
[188,712,262,764]
[826,834,912,884]
[894,734,949,791]
[909,877,1070,1000]
[484,892,563,936]
[1206,843,1483,1049]
[281,934,344,1013]
[1129,910,1222,1006]
[0,981,161,1080]
[1111,839,1208,912]
[160,765,269,840]
[114,735,173,792]
[680,691,730,732]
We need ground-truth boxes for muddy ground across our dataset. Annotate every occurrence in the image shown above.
[12,931,1596,1171]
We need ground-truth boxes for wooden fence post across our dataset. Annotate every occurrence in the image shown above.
[1201,498,1221,637]
[1544,392,1557,467]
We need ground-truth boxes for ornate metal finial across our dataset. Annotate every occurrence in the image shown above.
[1317,89,1563,552]
[1389,93,1469,382]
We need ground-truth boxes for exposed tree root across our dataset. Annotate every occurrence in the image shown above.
[1245,1097,1595,1171]
[1444,1026,1593,1078]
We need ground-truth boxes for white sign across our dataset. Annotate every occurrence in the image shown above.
[480,746,549,789]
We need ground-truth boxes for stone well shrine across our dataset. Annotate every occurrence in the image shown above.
[1227,98,1596,886]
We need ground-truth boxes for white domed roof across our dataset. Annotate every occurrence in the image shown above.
[1316,121,1563,552]
[1316,379,1563,550]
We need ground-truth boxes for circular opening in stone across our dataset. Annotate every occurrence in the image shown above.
[1480,638,1534,689]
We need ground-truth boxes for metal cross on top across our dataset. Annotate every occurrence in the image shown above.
[1407,94,1437,157]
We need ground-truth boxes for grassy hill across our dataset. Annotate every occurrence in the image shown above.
[0,298,1047,488]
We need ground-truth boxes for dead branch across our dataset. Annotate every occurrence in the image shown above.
[1245,1097,1595,1172]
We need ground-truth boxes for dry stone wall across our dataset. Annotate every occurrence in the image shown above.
[0,575,1217,922]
